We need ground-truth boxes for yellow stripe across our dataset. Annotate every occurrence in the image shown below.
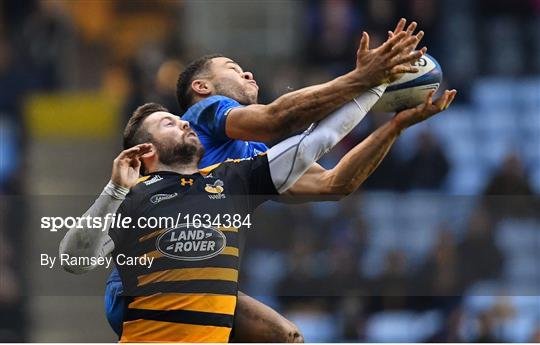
[128,293,237,315]
[139,229,166,242]
[199,162,221,176]
[218,226,238,233]
[136,175,150,184]
[120,319,231,343]
[138,227,235,243]
[142,250,163,259]
[222,246,239,257]
[137,267,238,286]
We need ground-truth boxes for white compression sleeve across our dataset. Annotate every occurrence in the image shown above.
[58,181,129,274]
[268,85,386,193]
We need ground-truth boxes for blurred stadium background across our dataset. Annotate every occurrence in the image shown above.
[0,0,539,342]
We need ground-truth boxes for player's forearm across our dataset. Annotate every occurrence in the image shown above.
[326,120,402,195]
[268,73,373,137]
[268,85,386,193]
[58,181,126,274]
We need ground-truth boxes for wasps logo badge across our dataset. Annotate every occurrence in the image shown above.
[205,179,226,199]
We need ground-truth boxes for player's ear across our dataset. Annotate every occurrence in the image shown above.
[191,79,212,97]
[140,144,156,174]
[141,144,156,158]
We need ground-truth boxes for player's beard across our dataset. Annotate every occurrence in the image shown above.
[153,139,205,167]
[214,81,257,105]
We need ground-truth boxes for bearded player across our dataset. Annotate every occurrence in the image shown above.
[107,19,428,342]
[62,19,454,341]
[60,81,455,341]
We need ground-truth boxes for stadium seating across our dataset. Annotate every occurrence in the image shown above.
[365,310,443,342]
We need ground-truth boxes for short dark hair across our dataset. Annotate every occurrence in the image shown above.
[123,102,168,149]
[176,53,224,113]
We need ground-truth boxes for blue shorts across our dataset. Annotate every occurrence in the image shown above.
[104,267,124,336]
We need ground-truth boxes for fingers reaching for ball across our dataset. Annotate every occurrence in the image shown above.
[393,89,458,130]
[426,89,457,111]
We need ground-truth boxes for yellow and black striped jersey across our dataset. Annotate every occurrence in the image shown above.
[108,154,277,342]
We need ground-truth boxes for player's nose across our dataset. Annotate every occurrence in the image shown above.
[179,120,190,130]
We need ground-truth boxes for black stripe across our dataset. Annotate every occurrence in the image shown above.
[138,254,239,276]
[126,249,239,277]
[133,237,159,255]
[125,280,238,297]
[386,69,440,92]
[125,308,234,328]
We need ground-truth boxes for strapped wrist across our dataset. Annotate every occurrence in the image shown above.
[103,181,129,200]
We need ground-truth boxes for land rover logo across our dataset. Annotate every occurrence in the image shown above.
[156,224,226,261]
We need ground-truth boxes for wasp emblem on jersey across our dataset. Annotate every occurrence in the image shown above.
[205,179,226,199]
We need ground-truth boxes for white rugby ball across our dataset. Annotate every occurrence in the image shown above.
[372,53,443,112]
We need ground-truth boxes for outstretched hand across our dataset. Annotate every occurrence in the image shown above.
[111,143,153,189]
[393,89,457,131]
[355,18,426,87]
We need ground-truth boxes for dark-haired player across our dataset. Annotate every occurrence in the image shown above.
[104,19,428,341]
[60,78,455,341]
[67,19,449,341]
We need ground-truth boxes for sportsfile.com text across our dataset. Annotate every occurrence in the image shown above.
[41,213,252,232]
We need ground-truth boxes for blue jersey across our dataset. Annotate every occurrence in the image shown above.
[105,95,269,336]
[182,95,268,168]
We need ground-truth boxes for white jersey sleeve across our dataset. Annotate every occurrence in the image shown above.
[58,181,128,273]
[267,85,386,193]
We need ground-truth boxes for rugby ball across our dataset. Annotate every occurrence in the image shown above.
[372,53,443,112]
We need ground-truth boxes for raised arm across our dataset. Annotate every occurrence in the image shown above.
[59,182,126,273]
[283,89,457,200]
[59,144,151,273]
[226,19,425,142]
[266,85,388,193]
